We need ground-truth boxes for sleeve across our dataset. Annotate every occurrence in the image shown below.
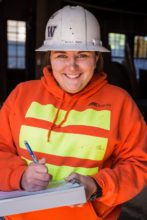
[0,87,27,191]
[93,95,147,206]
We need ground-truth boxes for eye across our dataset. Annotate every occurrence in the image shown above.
[77,53,88,58]
[56,54,67,59]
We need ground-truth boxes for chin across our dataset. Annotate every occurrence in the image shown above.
[63,87,81,94]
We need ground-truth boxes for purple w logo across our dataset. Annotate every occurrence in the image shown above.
[48,26,57,38]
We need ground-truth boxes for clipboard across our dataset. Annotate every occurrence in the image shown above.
[0,181,86,216]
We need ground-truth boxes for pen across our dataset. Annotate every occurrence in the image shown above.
[24,140,38,163]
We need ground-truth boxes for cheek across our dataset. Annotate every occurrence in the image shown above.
[51,60,64,73]
[82,60,96,73]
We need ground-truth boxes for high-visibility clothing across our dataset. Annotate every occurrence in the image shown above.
[0,66,147,220]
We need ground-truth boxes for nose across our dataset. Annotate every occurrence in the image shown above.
[68,57,78,70]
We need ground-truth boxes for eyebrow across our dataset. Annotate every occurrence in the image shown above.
[52,51,66,53]
[52,51,89,54]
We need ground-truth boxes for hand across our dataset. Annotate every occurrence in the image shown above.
[65,172,97,201]
[21,158,52,191]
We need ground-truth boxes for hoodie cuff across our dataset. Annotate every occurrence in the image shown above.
[9,165,27,190]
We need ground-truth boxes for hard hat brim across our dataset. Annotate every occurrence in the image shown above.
[35,44,110,52]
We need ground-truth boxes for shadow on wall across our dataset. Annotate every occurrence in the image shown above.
[105,61,134,97]
[138,69,147,99]
[103,54,147,122]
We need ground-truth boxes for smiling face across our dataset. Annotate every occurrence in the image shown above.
[50,51,98,94]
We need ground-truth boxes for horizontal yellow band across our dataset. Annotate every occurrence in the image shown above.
[20,125,108,161]
[25,102,110,130]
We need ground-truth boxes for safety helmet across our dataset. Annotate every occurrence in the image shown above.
[36,5,109,52]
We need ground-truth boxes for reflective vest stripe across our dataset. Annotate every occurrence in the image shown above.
[21,148,102,168]
[20,101,111,180]
[20,125,108,161]
[26,102,110,130]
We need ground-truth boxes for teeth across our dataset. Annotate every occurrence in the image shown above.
[65,74,80,79]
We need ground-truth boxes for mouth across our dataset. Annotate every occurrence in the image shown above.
[64,73,82,79]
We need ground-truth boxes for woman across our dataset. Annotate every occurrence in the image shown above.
[0,5,147,220]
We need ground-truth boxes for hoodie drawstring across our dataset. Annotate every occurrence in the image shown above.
[56,99,78,128]
[47,92,65,141]
[47,93,78,142]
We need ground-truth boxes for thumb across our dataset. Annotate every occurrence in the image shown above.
[38,157,46,165]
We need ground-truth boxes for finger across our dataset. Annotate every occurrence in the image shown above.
[77,204,84,207]
[35,172,51,182]
[35,163,48,174]
[33,179,50,188]
[65,172,80,182]
[26,183,48,192]
[70,178,80,184]
[38,158,46,164]
[69,203,84,208]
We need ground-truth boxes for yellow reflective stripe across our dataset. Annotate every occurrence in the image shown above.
[25,102,64,123]
[45,164,98,181]
[20,125,107,161]
[22,158,98,181]
[25,102,110,130]
[65,109,110,130]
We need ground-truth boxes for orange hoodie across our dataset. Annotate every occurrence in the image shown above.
[0,67,147,220]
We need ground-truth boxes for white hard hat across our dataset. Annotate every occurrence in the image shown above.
[36,5,109,52]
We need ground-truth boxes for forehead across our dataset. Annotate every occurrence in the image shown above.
[51,51,95,55]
